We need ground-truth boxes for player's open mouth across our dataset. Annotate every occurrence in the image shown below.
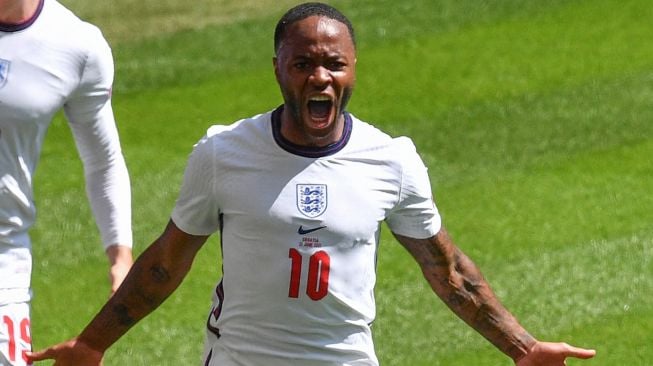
[307,95,333,123]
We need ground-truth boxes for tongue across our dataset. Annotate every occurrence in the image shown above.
[308,101,331,119]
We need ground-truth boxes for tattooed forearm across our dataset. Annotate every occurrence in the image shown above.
[394,228,536,361]
[104,268,165,330]
[105,258,175,330]
[504,331,537,361]
[149,264,171,283]
[441,249,534,358]
[133,265,173,307]
[112,303,135,327]
[76,222,208,353]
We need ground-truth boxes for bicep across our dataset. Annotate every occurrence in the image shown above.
[153,220,209,270]
[131,220,209,289]
[393,227,456,271]
[393,227,485,297]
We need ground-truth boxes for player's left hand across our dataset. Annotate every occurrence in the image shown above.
[515,341,596,365]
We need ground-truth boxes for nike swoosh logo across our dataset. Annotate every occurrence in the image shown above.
[297,225,327,235]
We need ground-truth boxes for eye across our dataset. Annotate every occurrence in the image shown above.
[327,61,346,71]
[294,61,309,70]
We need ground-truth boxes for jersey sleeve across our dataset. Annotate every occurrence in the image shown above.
[385,137,441,239]
[170,131,222,236]
[63,27,132,248]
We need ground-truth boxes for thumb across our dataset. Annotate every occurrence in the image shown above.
[566,345,596,359]
[25,347,55,362]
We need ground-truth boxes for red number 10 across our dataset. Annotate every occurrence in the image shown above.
[288,249,330,301]
[2,315,31,363]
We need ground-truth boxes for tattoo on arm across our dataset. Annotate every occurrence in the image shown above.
[149,264,171,283]
[395,229,536,360]
[109,262,174,327]
[112,304,135,327]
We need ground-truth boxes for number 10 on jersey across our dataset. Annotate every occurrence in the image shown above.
[288,249,330,301]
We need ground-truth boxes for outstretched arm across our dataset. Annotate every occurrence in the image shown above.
[28,220,209,365]
[393,226,595,365]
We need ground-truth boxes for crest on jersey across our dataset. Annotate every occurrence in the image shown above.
[297,184,327,218]
[0,59,9,89]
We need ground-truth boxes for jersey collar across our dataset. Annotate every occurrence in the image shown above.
[0,0,44,32]
[271,105,352,158]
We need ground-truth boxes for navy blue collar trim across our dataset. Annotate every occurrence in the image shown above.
[271,105,352,158]
[0,0,44,32]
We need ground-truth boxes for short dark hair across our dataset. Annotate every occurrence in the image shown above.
[274,2,356,54]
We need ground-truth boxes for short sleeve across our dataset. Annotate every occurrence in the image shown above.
[385,137,441,239]
[171,134,221,236]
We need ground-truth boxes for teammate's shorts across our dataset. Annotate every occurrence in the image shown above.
[0,302,32,366]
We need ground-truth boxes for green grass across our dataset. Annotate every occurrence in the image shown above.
[29,0,653,364]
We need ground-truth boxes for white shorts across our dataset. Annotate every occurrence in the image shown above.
[0,302,32,366]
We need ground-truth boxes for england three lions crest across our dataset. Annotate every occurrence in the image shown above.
[297,184,327,218]
[0,59,9,89]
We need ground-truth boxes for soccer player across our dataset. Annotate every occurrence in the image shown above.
[28,2,595,366]
[0,0,133,365]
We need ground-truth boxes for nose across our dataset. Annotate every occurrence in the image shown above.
[309,66,332,86]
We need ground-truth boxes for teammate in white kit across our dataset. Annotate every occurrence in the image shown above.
[0,0,133,365]
[29,2,595,366]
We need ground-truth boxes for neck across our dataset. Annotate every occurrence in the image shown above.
[279,106,345,148]
[0,0,40,24]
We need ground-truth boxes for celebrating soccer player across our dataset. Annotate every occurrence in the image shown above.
[28,3,594,365]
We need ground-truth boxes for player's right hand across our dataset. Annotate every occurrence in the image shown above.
[26,337,104,365]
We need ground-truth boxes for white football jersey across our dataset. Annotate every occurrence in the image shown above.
[172,108,441,365]
[0,0,131,304]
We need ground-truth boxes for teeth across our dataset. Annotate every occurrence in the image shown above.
[309,95,331,101]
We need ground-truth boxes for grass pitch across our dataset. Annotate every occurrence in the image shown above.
[30,0,653,364]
